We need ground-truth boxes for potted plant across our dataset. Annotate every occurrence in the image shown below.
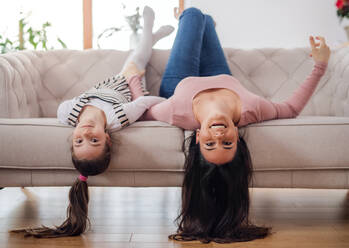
[125,6,142,49]
[97,5,143,49]
[336,0,349,40]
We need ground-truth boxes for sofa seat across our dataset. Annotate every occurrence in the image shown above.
[1,116,349,188]
[0,118,185,171]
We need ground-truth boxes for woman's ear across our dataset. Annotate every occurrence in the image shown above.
[195,129,200,144]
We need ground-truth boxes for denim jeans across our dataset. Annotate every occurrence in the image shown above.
[159,7,232,98]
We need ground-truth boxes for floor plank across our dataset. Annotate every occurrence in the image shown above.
[0,187,348,248]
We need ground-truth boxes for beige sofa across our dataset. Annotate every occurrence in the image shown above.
[1,47,349,189]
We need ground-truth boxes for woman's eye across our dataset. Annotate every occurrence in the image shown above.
[206,142,215,147]
[91,138,98,143]
[75,138,82,144]
[223,141,232,146]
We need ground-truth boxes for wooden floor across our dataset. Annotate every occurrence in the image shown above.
[0,187,348,248]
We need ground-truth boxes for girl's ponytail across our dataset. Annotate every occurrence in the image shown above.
[11,142,111,238]
[11,178,90,238]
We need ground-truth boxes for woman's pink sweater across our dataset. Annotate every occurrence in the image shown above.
[142,62,327,130]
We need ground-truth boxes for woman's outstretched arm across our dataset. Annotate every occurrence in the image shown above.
[268,61,327,119]
[258,36,331,121]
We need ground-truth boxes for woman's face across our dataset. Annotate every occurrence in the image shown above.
[72,120,110,160]
[196,113,238,165]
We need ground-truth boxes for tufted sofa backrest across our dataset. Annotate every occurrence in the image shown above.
[0,47,348,118]
[0,49,130,117]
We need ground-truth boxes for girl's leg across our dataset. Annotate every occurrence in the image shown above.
[159,7,206,98]
[121,6,155,75]
[121,6,174,75]
[199,15,231,76]
[120,6,174,99]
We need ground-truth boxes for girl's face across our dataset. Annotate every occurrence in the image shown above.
[196,113,238,165]
[72,121,111,160]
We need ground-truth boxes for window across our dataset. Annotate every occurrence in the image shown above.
[92,0,179,50]
[0,0,183,51]
[0,0,83,50]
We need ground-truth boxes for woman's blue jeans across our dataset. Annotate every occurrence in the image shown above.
[159,7,232,98]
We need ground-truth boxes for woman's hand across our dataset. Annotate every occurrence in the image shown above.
[309,36,331,64]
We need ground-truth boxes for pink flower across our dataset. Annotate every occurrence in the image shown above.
[337,0,344,9]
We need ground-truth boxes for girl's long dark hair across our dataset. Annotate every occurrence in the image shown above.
[11,143,111,238]
[169,132,270,243]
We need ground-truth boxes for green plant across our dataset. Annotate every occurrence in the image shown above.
[0,35,14,54]
[0,13,67,54]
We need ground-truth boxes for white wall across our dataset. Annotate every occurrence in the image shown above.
[185,0,347,49]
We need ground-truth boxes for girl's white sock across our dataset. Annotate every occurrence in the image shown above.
[122,6,174,73]
[152,25,174,46]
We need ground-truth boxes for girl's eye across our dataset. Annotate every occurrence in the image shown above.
[91,138,98,143]
[223,141,232,146]
[206,142,215,147]
[75,138,82,144]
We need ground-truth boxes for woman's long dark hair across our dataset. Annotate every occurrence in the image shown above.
[169,132,270,243]
[10,142,111,238]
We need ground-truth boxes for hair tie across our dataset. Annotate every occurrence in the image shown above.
[78,174,88,182]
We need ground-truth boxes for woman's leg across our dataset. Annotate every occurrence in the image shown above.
[199,15,231,76]
[159,7,206,98]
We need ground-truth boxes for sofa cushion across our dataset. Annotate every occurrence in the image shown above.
[111,121,185,171]
[1,116,349,172]
[186,116,349,171]
[0,118,185,171]
[244,116,349,171]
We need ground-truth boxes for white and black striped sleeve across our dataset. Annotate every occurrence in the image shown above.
[57,99,76,125]
[122,96,166,124]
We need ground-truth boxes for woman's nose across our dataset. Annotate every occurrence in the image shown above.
[214,131,224,137]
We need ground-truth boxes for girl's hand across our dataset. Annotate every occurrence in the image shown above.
[309,36,331,64]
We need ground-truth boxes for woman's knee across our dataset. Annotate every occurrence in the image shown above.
[204,14,215,26]
[181,7,204,19]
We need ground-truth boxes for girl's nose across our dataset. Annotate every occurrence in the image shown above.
[82,129,92,136]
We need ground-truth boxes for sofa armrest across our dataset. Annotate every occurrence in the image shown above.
[0,51,41,118]
[329,47,349,117]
